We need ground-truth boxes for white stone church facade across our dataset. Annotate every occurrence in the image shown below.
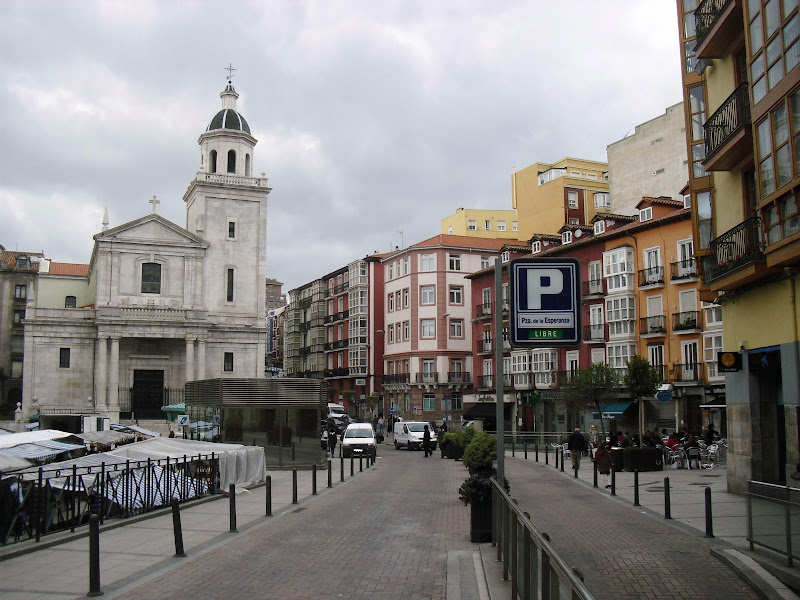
[22,82,269,425]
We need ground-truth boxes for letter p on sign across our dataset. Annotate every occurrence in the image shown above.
[526,269,563,309]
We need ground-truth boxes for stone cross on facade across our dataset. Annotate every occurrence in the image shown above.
[149,195,160,214]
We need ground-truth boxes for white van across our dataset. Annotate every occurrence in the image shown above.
[394,421,437,451]
[327,403,348,419]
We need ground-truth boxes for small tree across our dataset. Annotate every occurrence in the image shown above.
[563,363,620,440]
[624,355,661,443]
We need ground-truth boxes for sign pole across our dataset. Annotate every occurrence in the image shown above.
[495,258,505,486]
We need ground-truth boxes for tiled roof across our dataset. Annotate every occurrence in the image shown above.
[635,196,684,209]
[411,234,511,250]
[590,212,637,223]
[1,251,44,271]
[48,262,89,277]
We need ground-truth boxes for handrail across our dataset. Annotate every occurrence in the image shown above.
[695,0,731,44]
[702,216,763,284]
[746,480,800,566]
[704,82,751,157]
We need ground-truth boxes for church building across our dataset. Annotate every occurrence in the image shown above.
[21,81,270,428]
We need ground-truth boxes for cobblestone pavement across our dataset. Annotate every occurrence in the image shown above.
[504,458,760,600]
[112,449,475,600]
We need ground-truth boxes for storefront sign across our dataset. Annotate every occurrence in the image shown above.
[717,351,742,373]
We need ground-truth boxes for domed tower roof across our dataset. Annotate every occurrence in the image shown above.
[206,82,251,134]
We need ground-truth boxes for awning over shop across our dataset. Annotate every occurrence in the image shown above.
[592,401,635,420]
[76,430,136,445]
[111,424,161,438]
[0,429,76,449]
[462,403,497,419]
[0,440,85,460]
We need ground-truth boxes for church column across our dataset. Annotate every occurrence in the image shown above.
[108,338,120,411]
[95,337,108,408]
[197,340,206,380]
[186,338,195,382]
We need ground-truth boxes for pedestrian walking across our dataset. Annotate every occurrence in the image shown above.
[595,443,612,488]
[328,424,338,457]
[567,427,587,470]
[378,414,384,437]
[422,425,432,458]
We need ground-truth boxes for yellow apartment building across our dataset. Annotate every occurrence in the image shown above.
[513,158,611,241]
[676,0,800,491]
[440,208,520,239]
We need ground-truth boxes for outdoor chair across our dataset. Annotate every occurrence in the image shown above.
[686,447,702,469]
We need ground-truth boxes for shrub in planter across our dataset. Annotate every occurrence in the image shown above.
[440,432,456,458]
[458,431,509,542]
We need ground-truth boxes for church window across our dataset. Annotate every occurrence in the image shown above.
[228,221,236,238]
[209,150,217,173]
[245,154,251,177]
[223,352,234,372]
[59,348,71,368]
[141,263,161,294]
[227,268,235,302]
[14,284,26,300]
[65,296,77,308]
[227,150,236,173]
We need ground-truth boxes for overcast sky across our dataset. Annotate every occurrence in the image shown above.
[0,0,683,293]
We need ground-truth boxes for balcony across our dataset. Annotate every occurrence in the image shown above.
[583,323,607,342]
[694,0,743,60]
[703,83,752,172]
[447,372,472,384]
[383,373,410,385]
[324,310,349,324]
[477,339,493,354]
[637,267,665,289]
[298,297,312,309]
[333,282,349,295]
[581,279,605,297]
[639,315,666,337]
[670,259,698,281]
[701,216,766,289]
[673,362,704,384]
[324,368,350,378]
[416,372,439,384]
[475,302,493,318]
[652,364,667,382]
[672,311,701,333]
[477,375,493,388]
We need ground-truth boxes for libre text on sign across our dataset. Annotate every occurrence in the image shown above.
[509,258,581,347]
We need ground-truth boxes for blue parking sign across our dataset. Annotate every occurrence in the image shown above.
[509,258,581,347]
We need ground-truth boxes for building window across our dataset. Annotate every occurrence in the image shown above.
[639,207,653,222]
[468,220,477,230]
[59,348,71,369]
[13,309,25,324]
[702,302,723,327]
[14,284,26,300]
[562,231,572,245]
[448,226,453,234]
[704,332,724,380]
[421,319,435,338]
[389,326,395,343]
[748,2,799,104]
[403,257,409,274]
[403,288,409,307]
[532,241,541,254]
[449,254,461,270]
[512,221,518,232]
[228,221,236,238]
[65,296,77,308]
[141,263,162,294]
[594,192,610,209]
[245,153,251,176]
[449,319,464,338]
[569,218,579,225]
[227,269,235,302]
[567,190,578,208]
[11,335,23,353]
[420,254,434,271]
[421,285,435,305]
[227,150,236,173]
[388,293,395,311]
[449,286,463,304]
[501,251,510,263]
[224,352,234,372]
[423,393,436,411]
[603,247,634,292]
[688,85,707,177]
[606,343,635,375]
[209,150,217,173]
[403,320,410,340]
[480,256,490,269]
[11,360,22,378]
[594,221,605,235]
[532,349,557,386]
[606,296,635,336]
[450,393,463,411]
[497,221,507,231]
[485,220,491,231]
[683,194,692,208]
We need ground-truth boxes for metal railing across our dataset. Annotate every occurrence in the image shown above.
[673,362,704,383]
[639,315,666,335]
[1,454,218,546]
[581,279,605,296]
[475,302,493,317]
[670,259,698,280]
[492,477,594,600]
[702,216,764,284]
[477,339,493,354]
[705,82,751,157]
[747,480,800,566]
[118,387,184,417]
[447,372,472,384]
[382,373,410,385]
[583,323,607,342]
[416,373,439,384]
[695,0,733,45]
[637,267,664,287]
[672,310,700,331]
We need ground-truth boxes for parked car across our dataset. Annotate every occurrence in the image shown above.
[394,421,437,451]
[339,423,377,459]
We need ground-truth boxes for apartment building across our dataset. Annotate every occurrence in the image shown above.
[676,0,799,491]
[512,158,611,241]
[284,257,384,414]
[440,208,520,239]
[468,198,724,435]
[380,235,513,425]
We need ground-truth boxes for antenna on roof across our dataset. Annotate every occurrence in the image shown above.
[224,63,237,83]
[396,230,403,249]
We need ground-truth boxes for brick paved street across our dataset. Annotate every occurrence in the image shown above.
[504,457,760,600]
[112,449,476,600]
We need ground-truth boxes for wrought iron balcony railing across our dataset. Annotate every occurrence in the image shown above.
[583,323,607,342]
[704,83,751,157]
[447,372,472,384]
[670,259,698,280]
[638,266,664,287]
[475,302,493,317]
[695,0,731,43]
[477,339,493,354]
[416,372,439,384]
[639,315,666,335]
[672,311,700,331]
[701,216,764,284]
[382,373,410,385]
[581,279,605,296]
[673,362,704,383]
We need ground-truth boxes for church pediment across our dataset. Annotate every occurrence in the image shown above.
[94,214,209,248]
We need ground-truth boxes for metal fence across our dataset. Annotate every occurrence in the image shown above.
[492,477,594,600]
[0,453,218,546]
[747,480,800,566]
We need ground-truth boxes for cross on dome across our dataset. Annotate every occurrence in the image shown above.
[149,195,160,214]
[224,62,237,83]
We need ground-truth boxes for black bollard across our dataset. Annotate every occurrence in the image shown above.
[705,487,714,538]
[664,477,671,519]
[555,447,559,469]
[328,461,333,488]
[574,465,579,479]
[87,514,102,597]
[359,456,363,472]
[266,475,272,517]
[312,463,317,495]
[593,459,598,488]
[350,456,354,477]
[292,469,298,504]
[340,455,345,482]
[545,445,549,465]
[512,439,515,457]
[171,499,187,557]
[536,444,539,462]
[611,468,616,496]
[560,449,565,472]
[634,470,640,506]
[524,440,528,460]
[229,483,237,533]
